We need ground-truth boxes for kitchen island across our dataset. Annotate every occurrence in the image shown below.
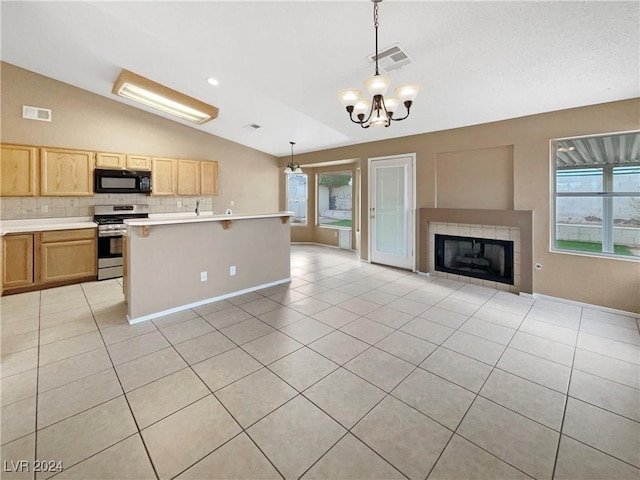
[124,212,292,324]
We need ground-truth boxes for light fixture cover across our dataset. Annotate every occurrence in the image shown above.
[394,83,420,103]
[337,89,362,108]
[112,69,219,125]
[364,74,392,96]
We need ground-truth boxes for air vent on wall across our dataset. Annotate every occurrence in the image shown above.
[22,105,52,122]
[367,44,413,72]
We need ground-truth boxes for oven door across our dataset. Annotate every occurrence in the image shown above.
[97,232,124,280]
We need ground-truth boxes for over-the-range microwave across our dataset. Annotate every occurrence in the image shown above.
[94,168,152,194]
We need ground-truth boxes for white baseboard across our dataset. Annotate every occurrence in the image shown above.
[127,277,292,325]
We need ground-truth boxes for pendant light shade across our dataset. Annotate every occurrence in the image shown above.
[284,142,303,175]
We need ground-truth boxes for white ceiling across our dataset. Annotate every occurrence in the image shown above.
[1,1,638,157]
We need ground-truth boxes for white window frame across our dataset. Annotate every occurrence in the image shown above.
[316,171,353,230]
[286,173,308,226]
[551,132,639,260]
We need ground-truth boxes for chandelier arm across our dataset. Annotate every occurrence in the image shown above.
[388,101,413,122]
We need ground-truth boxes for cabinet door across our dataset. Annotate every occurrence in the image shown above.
[177,159,200,196]
[126,155,151,171]
[200,161,218,196]
[40,237,97,283]
[1,144,38,196]
[41,148,93,196]
[3,234,34,289]
[151,157,177,195]
[96,152,125,169]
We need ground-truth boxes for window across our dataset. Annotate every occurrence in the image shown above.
[317,172,353,228]
[553,132,639,259]
[286,173,307,225]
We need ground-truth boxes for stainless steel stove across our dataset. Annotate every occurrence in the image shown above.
[94,204,149,280]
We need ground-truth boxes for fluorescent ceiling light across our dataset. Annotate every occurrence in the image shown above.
[112,69,219,125]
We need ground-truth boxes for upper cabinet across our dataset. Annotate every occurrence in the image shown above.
[201,161,218,196]
[177,159,200,196]
[1,144,39,197]
[96,152,151,171]
[151,157,177,196]
[40,148,93,196]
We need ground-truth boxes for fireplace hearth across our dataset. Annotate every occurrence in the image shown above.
[435,234,514,285]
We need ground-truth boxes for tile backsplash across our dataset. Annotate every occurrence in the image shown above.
[0,195,215,220]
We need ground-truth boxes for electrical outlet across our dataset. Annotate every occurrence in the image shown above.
[200,271,207,282]
[334,231,338,237]
[230,265,236,276]
[230,200,234,207]
[177,201,182,208]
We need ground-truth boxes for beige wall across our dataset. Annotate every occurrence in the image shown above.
[0,62,279,215]
[278,99,640,313]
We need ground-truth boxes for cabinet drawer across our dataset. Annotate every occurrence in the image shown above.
[41,228,96,243]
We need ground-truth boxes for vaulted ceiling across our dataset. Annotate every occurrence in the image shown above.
[2,1,638,157]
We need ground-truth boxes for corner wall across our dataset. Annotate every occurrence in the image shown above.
[0,62,279,216]
[279,99,640,313]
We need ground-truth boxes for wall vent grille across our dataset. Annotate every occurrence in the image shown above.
[22,105,52,122]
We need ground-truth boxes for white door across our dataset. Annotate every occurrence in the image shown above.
[369,154,415,270]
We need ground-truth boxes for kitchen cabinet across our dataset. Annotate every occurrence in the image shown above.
[96,152,126,169]
[40,229,96,284]
[40,148,93,196]
[1,144,38,197]
[177,159,200,196]
[2,229,97,295]
[96,153,151,171]
[126,155,151,171]
[151,157,177,196]
[2,234,35,290]
[200,161,218,196]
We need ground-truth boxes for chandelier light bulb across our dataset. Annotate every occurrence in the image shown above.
[395,83,420,103]
[337,89,362,108]
[364,74,392,97]
[383,96,400,114]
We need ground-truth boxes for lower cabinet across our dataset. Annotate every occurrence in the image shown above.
[3,234,35,289]
[2,228,97,295]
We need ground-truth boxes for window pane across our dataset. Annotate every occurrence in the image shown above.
[375,165,406,255]
[556,168,603,193]
[613,166,640,193]
[318,172,352,228]
[556,197,603,253]
[613,196,640,257]
[287,174,307,224]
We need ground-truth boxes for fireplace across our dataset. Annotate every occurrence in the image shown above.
[435,234,514,285]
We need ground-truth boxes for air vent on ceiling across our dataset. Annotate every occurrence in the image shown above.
[368,44,413,72]
[22,105,52,122]
[243,123,262,130]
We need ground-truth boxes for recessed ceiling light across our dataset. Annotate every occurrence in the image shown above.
[207,77,219,86]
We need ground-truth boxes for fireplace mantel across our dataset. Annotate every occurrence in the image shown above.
[418,208,533,293]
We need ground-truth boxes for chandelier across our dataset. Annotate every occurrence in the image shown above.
[337,0,419,128]
[284,141,303,174]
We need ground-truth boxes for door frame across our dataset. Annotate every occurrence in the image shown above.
[367,153,417,271]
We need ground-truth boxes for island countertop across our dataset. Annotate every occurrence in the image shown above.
[125,211,294,227]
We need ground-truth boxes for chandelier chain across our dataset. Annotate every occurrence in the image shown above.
[373,2,380,76]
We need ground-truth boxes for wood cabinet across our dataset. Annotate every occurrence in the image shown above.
[200,161,218,196]
[126,155,151,171]
[2,229,97,295]
[96,152,151,171]
[40,229,96,284]
[2,234,35,289]
[1,144,38,196]
[177,159,200,195]
[96,152,125,169]
[40,148,93,196]
[151,157,177,195]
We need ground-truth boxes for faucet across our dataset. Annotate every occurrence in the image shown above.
[195,198,200,216]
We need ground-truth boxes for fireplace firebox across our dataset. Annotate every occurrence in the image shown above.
[435,234,514,285]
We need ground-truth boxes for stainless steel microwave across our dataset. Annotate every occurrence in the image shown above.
[94,169,152,194]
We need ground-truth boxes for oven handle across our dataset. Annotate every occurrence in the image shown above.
[98,231,126,238]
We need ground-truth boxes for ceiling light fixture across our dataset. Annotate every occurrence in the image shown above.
[112,69,219,125]
[284,142,303,174]
[337,0,420,128]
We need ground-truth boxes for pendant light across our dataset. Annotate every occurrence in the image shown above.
[284,141,303,174]
[337,0,419,128]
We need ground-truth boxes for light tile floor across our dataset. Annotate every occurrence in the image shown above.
[1,245,639,480]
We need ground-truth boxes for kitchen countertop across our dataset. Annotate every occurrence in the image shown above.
[126,211,294,227]
[0,217,97,235]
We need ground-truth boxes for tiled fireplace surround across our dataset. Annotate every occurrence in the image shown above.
[418,208,533,295]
